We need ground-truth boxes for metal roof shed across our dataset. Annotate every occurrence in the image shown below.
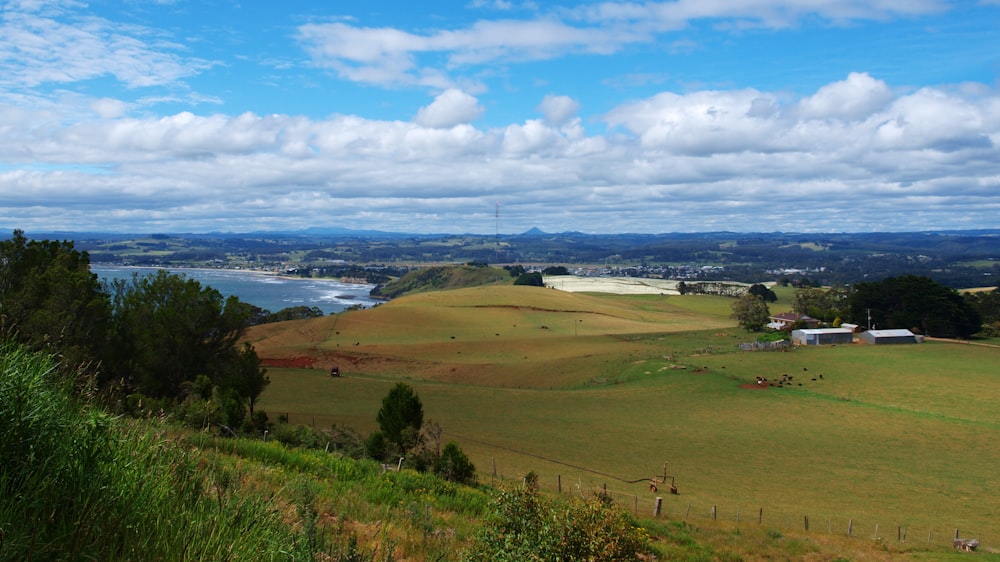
[859,329,918,344]
[791,328,854,345]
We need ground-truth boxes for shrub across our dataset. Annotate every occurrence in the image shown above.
[466,480,650,561]
[434,441,477,485]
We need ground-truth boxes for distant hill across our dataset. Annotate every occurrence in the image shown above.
[371,264,512,299]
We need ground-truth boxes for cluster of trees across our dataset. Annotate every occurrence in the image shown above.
[965,288,1000,336]
[366,383,476,485]
[730,275,989,339]
[1,230,269,431]
[848,275,982,339]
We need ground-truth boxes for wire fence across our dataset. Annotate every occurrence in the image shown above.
[475,455,993,553]
[596,482,992,552]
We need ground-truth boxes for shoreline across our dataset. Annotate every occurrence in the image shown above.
[92,264,375,288]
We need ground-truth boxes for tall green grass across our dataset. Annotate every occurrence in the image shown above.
[0,341,311,561]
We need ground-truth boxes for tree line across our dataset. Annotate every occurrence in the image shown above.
[1,230,270,432]
[731,277,994,339]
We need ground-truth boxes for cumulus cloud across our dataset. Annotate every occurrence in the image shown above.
[537,94,580,125]
[414,89,484,128]
[3,73,999,234]
[797,72,893,120]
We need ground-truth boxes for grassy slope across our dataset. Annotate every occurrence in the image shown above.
[251,285,1000,558]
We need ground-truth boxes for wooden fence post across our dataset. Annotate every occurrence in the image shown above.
[654,497,663,517]
[848,519,853,537]
[558,474,561,494]
[804,515,809,532]
[758,508,763,525]
[712,505,717,520]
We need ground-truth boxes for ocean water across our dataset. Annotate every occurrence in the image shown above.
[92,266,378,315]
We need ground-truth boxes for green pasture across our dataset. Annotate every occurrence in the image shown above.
[255,286,1000,550]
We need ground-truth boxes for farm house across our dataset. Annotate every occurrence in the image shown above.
[791,328,854,346]
[859,329,919,344]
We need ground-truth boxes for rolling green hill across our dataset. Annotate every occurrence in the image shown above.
[370,264,513,299]
[249,284,1000,559]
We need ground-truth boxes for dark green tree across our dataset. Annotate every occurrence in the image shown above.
[504,264,526,278]
[748,283,777,303]
[513,272,544,286]
[434,441,476,485]
[848,275,981,338]
[107,270,253,398]
[0,230,111,370]
[965,287,1000,325]
[219,342,270,417]
[376,383,424,453]
[731,293,771,332]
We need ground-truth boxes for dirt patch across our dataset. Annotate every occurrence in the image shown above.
[261,356,316,369]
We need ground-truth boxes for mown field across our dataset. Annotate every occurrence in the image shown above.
[251,285,1000,553]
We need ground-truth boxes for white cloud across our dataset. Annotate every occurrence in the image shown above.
[414,89,484,128]
[0,8,207,91]
[297,1,951,91]
[537,94,580,125]
[797,72,893,120]
[2,74,999,234]
[90,98,129,119]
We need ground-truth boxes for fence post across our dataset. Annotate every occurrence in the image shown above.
[558,474,561,494]
[654,497,662,517]
[848,519,853,537]
[712,505,717,520]
[758,508,763,525]
[804,515,809,532]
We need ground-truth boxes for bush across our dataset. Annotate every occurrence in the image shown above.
[434,441,477,485]
[466,480,650,561]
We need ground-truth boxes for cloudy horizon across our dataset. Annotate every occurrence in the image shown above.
[2,1,999,235]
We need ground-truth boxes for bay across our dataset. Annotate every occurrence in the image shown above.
[92,266,378,315]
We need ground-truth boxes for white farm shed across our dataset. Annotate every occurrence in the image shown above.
[859,329,919,345]
[791,328,854,346]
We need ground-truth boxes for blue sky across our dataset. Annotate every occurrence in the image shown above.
[2,0,999,234]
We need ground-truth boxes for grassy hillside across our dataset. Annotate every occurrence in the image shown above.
[372,264,512,299]
[250,285,1000,559]
[247,285,736,388]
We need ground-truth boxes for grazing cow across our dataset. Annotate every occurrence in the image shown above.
[330,365,340,377]
[954,538,979,552]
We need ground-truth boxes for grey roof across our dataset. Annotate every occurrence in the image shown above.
[865,329,915,337]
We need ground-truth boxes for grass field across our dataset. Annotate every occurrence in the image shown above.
[253,285,1000,553]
